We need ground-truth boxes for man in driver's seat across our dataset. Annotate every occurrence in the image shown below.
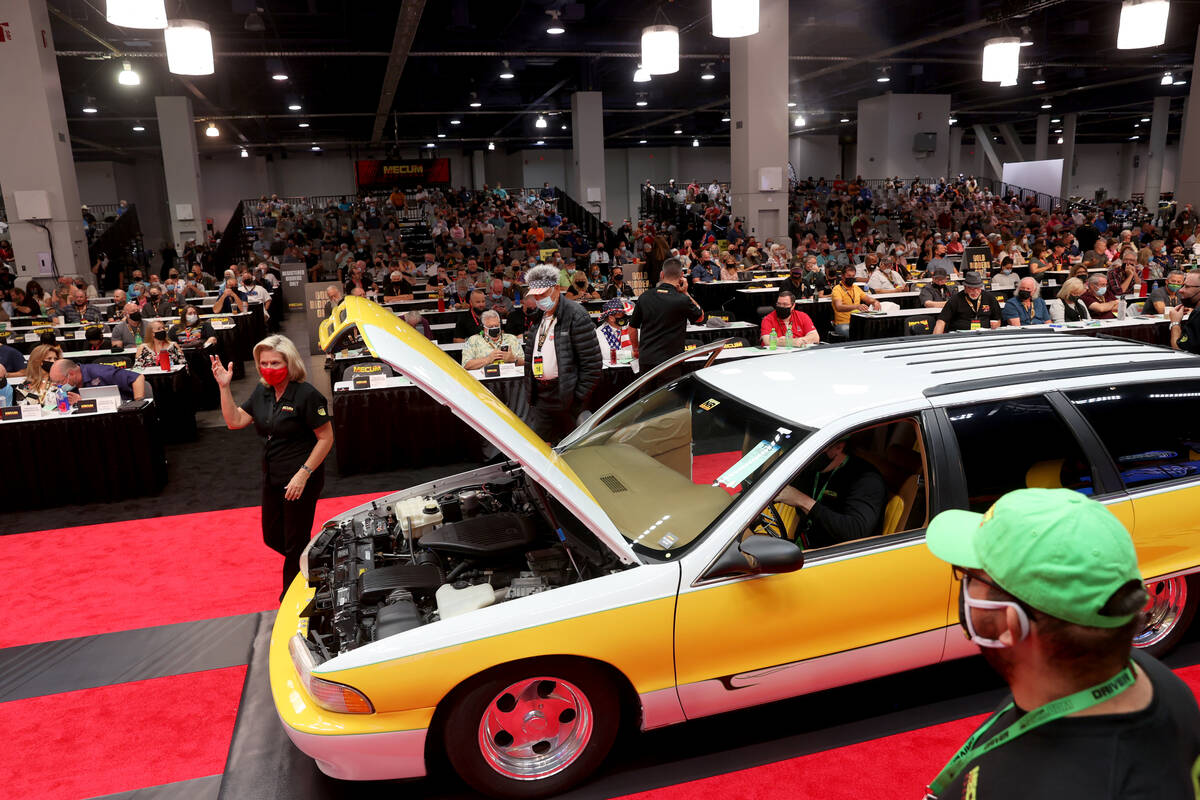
[774,438,886,548]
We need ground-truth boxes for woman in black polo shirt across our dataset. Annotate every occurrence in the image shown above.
[211,334,333,595]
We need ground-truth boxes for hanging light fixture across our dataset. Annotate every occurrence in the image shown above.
[700,63,716,81]
[641,25,680,75]
[450,119,461,125]
[106,0,167,29]
[546,10,565,35]
[692,138,700,147]
[711,0,758,37]
[1118,0,1170,49]
[469,93,482,108]
[132,122,145,131]
[436,133,446,138]
[1040,98,1052,109]
[499,60,515,79]
[204,122,219,137]
[876,66,891,83]
[1057,136,1064,144]
[82,98,98,113]
[288,102,303,111]
[165,20,214,76]
[240,148,249,158]
[298,122,310,128]
[1031,68,1046,85]
[841,117,851,123]
[536,140,545,146]
[311,145,322,151]
[535,115,548,129]
[488,141,495,150]
[787,101,797,108]
[117,61,141,86]
[272,72,288,81]
[639,139,648,144]
[721,113,731,122]
[426,143,435,148]
[794,115,805,128]
[1161,71,1174,85]
[635,93,648,107]
[633,64,651,83]
[673,127,683,134]
[981,37,1020,84]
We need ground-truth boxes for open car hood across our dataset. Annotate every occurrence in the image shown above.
[320,296,639,565]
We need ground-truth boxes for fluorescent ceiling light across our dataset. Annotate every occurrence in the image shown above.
[165,19,214,76]
[536,140,545,145]
[1057,137,1063,144]
[298,122,309,128]
[1162,71,1174,85]
[106,0,167,29]
[288,103,302,111]
[841,117,851,123]
[633,64,651,83]
[499,60,515,79]
[436,133,446,138]
[673,127,683,134]
[82,100,98,113]
[721,115,731,122]
[1117,0,1170,49]
[132,123,145,131]
[700,64,716,80]
[204,122,219,137]
[117,61,140,86]
[426,143,435,148]
[982,37,1020,84]
[692,138,699,147]
[272,73,288,81]
[712,0,759,37]
[240,149,248,158]
[469,93,482,108]
[450,119,461,125]
[487,142,495,150]
[793,115,805,128]
[641,25,680,75]
[535,115,548,129]
[311,145,321,151]
[639,139,647,144]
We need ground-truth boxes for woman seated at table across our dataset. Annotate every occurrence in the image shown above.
[718,252,741,281]
[170,305,218,350]
[134,320,186,369]
[1051,278,1092,324]
[19,343,63,406]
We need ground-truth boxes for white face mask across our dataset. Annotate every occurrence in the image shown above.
[185,313,198,324]
[959,575,1029,648]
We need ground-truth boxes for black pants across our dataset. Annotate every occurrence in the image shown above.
[525,383,579,445]
[261,470,325,596]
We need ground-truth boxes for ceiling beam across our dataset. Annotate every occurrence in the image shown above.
[491,77,572,138]
[370,0,426,144]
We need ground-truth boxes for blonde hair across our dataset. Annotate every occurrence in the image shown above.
[25,344,62,391]
[1058,277,1086,302]
[252,334,307,384]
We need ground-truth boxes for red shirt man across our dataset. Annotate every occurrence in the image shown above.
[760,291,819,346]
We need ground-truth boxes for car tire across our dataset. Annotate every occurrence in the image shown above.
[1134,574,1198,659]
[442,659,620,799]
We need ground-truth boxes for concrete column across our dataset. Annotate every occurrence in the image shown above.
[1035,114,1049,161]
[0,0,89,282]
[1060,113,1078,199]
[856,94,950,180]
[471,150,486,190]
[998,124,1026,163]
[155,96,205,250]
[570,91,606,219]
[730,0,789,244]
[949,127,963,177]
[1144,96,1171,216]
[972,125,1003,177]
[1117,142,1135,200]
[1176,29,1200,209]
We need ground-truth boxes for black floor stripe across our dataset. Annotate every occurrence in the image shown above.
[88,774,221,800]
[0,613,259,702]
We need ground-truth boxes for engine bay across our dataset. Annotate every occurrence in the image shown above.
[299,471,626,659]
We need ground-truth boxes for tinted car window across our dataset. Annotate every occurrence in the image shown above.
[947,395,1096,512]
[1066,381,1200,491]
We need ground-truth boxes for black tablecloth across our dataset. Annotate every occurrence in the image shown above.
[0,402,167,510]
[144,367,197,442]
[850,313,938,340]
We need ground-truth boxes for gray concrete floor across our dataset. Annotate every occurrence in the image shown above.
[195,311,332,430]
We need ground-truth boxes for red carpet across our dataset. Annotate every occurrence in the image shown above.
[0,665,246,800]
[617,663,1200,800]
[0,493,385,648]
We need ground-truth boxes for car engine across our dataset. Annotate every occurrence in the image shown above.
[299,473,623,658]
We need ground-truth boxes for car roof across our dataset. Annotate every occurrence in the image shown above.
[696,330,1200,428]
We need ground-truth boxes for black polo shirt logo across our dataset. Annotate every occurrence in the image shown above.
[281,404,295,412]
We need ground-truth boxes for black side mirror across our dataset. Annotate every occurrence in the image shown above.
[706,534,805,579]
[740,534,805,573]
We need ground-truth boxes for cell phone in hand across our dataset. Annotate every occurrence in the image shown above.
[501,344,510,352]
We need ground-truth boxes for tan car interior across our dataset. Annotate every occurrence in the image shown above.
[759,417,930,547]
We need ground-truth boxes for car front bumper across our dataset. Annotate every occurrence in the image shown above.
[269,574,434,781]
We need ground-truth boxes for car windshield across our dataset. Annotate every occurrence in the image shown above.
[559,376,808,557]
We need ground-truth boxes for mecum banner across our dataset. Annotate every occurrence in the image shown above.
[355,158,451,190]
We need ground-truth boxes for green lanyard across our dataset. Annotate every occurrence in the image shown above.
[811,462,843,504]
[926,663,1136,798]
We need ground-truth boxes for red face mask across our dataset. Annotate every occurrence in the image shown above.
[260,366,289,386]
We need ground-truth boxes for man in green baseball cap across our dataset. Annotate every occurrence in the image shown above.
[922,488,1200,800]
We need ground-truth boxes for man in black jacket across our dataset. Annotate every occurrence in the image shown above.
[630,258,705,372]
[521,265,603,443]
[774,438,886,548]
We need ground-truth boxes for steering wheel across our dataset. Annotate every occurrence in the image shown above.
[757,504,788,539]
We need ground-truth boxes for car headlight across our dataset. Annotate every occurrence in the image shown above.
[289,634,374,714]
